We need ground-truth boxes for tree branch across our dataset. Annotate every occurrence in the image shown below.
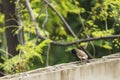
[25,0,34,21]
[25,0,120,47]
[25,0,46,40]
[50,35,120,46]
[42,0,77,38]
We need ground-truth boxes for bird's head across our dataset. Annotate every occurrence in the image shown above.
[71,49,76,54]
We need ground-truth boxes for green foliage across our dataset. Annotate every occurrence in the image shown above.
[91,0,120,20]
[113,39,120,48]
[1,0,120,75]
[92,29,114,37]
[0,39,51,74]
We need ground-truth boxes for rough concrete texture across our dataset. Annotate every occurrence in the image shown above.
[0,53,120,80]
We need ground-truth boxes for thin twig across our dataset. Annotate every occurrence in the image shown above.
[35,1,46,21]
[0,71,6,76]
[112,18,117,28]
[105,16,108,31]
[41,4,50,66]
[46,44,50,66]
[42,4,49,38]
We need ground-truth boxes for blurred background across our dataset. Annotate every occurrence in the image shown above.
[0,0,120,76]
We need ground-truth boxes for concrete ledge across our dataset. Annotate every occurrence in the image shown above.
[0,53,120,80]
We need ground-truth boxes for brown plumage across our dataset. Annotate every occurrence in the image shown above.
[71,48,88,61]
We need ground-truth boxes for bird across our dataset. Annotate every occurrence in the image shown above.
[71,48,88,63]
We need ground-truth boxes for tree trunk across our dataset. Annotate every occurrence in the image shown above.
[3,0,24,57]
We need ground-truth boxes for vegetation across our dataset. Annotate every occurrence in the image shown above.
[0,0,120,76]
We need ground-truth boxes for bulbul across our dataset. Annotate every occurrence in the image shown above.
[71,48,88,62]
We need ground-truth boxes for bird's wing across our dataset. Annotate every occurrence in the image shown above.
[76,49,88,59]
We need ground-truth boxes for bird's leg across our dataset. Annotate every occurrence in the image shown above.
[81,59,88,64]
[79,58,82,65]
[80,59,85,65]
[85,59,88,63]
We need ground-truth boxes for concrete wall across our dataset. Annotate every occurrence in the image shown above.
[0,55,120,80]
